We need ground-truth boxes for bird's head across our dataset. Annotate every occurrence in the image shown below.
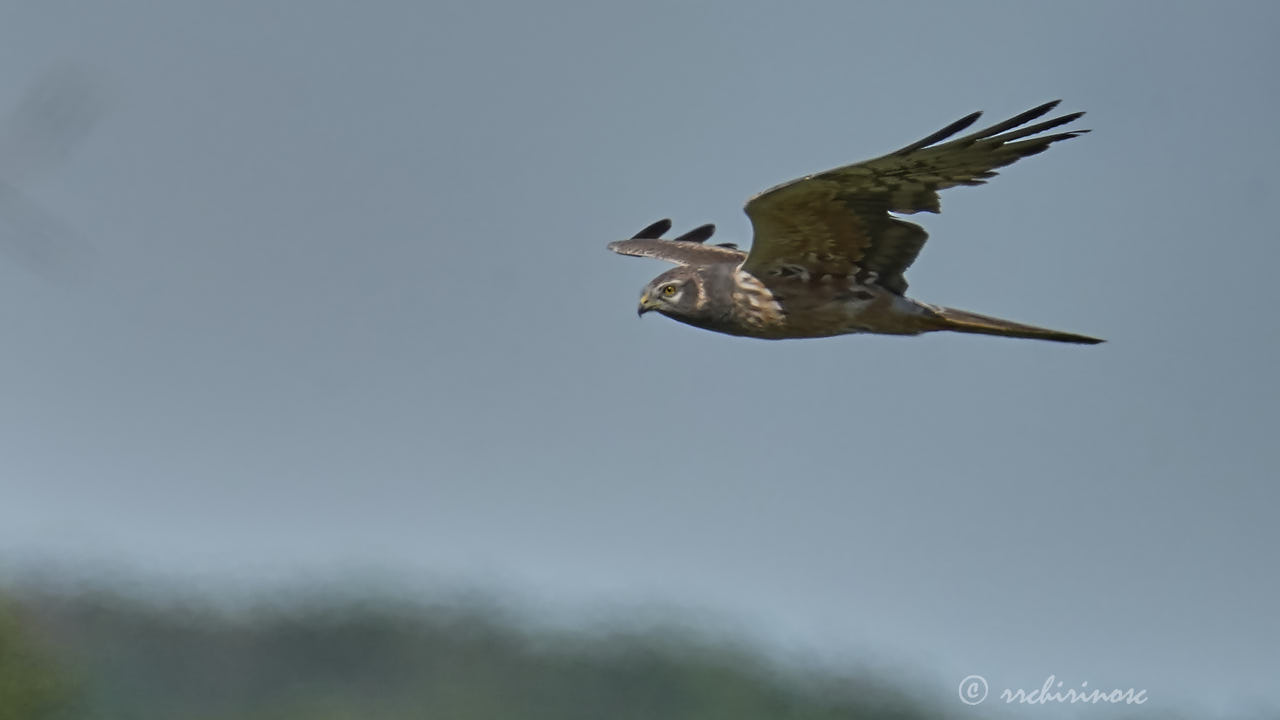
[637,266,706,320]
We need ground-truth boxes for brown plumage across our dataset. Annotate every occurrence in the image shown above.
[608,100,1103,345]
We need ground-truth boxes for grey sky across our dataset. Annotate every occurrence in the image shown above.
[2,1,1277,714]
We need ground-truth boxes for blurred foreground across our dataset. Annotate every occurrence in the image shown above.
[1,580,931,720]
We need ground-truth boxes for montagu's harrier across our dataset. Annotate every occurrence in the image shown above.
[608,100,1102,344]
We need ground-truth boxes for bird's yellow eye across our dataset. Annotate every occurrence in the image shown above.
[662,284,677,296]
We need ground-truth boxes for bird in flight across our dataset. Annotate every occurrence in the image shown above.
[608,100,1103,344]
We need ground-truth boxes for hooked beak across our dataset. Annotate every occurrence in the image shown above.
[637,293,655,317]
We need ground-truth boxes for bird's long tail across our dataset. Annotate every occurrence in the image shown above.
[934,306,1103,344]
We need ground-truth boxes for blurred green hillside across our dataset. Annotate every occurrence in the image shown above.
[0,596,79,720]
[1,585,933,720]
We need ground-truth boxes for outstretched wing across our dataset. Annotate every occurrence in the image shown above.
[741,100,1087,294]
[607,218,747,266]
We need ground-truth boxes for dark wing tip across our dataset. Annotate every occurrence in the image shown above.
[631,219,672,239]
[1055,332,1106,344]
[672,223,716,243]
[957,100,1085,146]
[891,110,984,156]
[1005,100,1064,129]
